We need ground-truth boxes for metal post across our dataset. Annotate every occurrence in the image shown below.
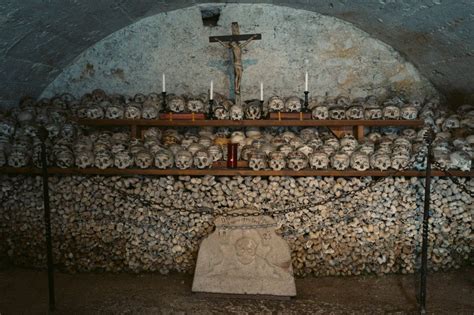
[303,91,309,112]
[420,134,433,314]
[162,91,167,111]
[38,127,55,311]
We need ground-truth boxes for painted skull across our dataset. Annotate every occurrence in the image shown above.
[94,151,114,169]
[442,115,460,131]
[168,95,186,113]
[154,149,174,169]
[248,152,267,171]
[86,104,105,119]
[350,151,370,171]
[245,102,262,120]
[329,107,346,120]
[55,150,75,168]
[267,96,285,112]
[312,105,329,120]
[391,152,410,170]
[213,106,229,120]
[207,145,223,162]
[75,150,94,169]
[230,104,244,120]
[193,150,212,169]
[358,142,375,155]
[331,152,350,170]
[309,151,329,169]
[124,103,142,119]
[285,96,302,112]
[287,151,308,171]
[8,148,30,168]
[268,151,286,170]
[134,150,153,169]
[346,105,364,120]
[141,105,159,119]
[175,149,193,169]
[186,98,205,113]
[383,105,400,120]
[365,107,383,120]
[450,151,471,171]
[114,151,133,169]
[105,103,124,119]
[370,152,391,171]
[400,105,418,120]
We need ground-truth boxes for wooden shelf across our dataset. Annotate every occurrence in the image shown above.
[76,118,424,127]
[1,167,472,177]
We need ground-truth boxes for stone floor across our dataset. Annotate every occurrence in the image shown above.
[0,266,473,314]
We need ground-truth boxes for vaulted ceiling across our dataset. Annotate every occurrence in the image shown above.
[0,0,472,107]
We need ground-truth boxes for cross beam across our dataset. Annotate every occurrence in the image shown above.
[209,34,262,43]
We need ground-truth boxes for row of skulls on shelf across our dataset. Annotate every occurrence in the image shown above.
[0,122,472,171]
[1,88,462,121]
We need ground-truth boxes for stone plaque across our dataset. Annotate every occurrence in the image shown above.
[192,209,296,297]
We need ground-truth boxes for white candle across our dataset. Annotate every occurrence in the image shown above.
[260,82,263,101]
[162,74,166,92]
[210,80,213,100]
[305,72,308,92]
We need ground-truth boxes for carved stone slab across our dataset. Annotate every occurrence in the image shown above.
[192,209,296,297]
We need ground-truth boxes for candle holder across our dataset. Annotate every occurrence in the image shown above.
[208,99,214,119]
[162,91,167,111]
[303,91,309,112]
[227,143,238,168]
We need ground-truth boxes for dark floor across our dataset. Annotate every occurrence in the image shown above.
[0,266,473,314]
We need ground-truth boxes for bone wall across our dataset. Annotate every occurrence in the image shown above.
[1,175,471,276]
[41,4,438,102]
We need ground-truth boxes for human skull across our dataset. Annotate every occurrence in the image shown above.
[193,150,211,169]
[0,119,16,137]
[56,150,75,168]
[114,151,133,169]
[309,151,329,169]
[350,151,370,171]
[400,105,418,120]
[135,150,153,169]
[75,150,94,169]
[268,151,286,170]
[370,152,391,171]
[240,145,257,161]
[91,89,107,102]
[213,106,229,120]
[186,97,205,113]
[287,151,308,171]
[365,107,383,120]
[312,105,329,120]
[329,107,346,120]
[442,115,460,131]
[402,128,417,141]
[325,137,340,151]
[340,134,358,150]
[141,105,159,119]
[207,145,223,162]
[8,148,30,168]
[391,152,410,170]
[331,152,350,170]
[285,96,302,112]
[105,103,124,119]
[278,144,293,157]
[133,93,146,103]
[230,104,244,120]
[383,105,400,120]
[94,151,113,169]
[168,95,186,113]
[346,105,364,120]
[0,149,6,167]
[297,144,313,157]
[124,103,142,119]
[45,123,60,139]
[267,96,285,112]
[411,142,427,170]
[358,142,375,155]
[245,101,262,120]
[86,104,105,119]
[175,150,193,169]
[248,152,266,171]
[154,149,174,169]
[450,151,471,171]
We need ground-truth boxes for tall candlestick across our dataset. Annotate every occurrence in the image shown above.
[210,80,213,100]
[305,72,308,92]
[162,74,166,92]
[260,82,263,101]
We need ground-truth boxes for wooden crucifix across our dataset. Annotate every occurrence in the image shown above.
[209,22,261,104]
